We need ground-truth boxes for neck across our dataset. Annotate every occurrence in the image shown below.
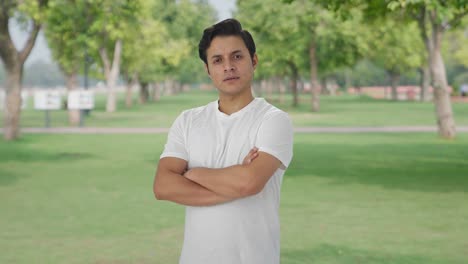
[218,92,254,115]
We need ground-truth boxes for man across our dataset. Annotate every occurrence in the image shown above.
[153,18,293,264]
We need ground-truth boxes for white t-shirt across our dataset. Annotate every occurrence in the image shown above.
[160,98,294,264]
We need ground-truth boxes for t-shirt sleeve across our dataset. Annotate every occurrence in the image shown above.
[160,111,189,161]
[256,111,294,169]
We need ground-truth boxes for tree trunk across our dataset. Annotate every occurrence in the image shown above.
[65,72,80,126]
[139,82,149,104]
[329,78,338,96]
[125,82,133,108]
[257,79,268,97]
[165,78,174,95]
[279,78,286,104]
[417,7,432,102]
[320,77,327,95]
[175,81,182,94]
[0,15,41,140]
[289,62,299,107]
[153,82,161,102]
[419,65,430,101]
[99,39,122,113]
[125,73,138,108]
[309,41,320,112]
[3,65,22,140]
[429,18,456,138]
[345,69,352,91]
[418,9,455,138]
[389,72,400,101]
[266,79,274,100]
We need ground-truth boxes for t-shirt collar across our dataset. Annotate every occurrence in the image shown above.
[215,98,260,119]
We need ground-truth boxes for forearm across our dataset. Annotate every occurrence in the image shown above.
[154,170,234,206]
[185,165,253,199]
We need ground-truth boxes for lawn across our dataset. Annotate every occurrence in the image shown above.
[12,89,468,128]
[1,133,467,263]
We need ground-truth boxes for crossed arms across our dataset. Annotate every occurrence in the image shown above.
[153,148,282,206]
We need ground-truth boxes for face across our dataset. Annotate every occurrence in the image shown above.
[205,35,258,97]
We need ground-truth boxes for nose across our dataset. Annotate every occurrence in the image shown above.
[223,60,235,72]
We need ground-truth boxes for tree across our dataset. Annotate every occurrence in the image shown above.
[239,0,366,110]
[86,0,141,113]
[120,0,201,105]
[155,0,216,94]
[45,0,89,125]
[367,19,423,100]
[120,0,171,106]
[165,0,217,86]
[322,0,467,138]
[387,0,467,138]
[238,0,308,107]
[0,0,48,140]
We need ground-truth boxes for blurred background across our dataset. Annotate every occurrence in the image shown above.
[1,0,467,138]
[1,1,468,263]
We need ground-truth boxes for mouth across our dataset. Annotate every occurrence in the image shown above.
[223,76,240,82]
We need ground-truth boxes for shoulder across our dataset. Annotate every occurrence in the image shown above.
[177,100,216,121]
[255,98,291,123]
[172,100,217,130]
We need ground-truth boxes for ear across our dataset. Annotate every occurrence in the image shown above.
[252,54,258,70]
[204,63,211,77]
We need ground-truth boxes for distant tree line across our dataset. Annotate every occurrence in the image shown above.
[0,0,467,140]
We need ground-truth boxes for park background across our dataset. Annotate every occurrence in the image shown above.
[1,0,468,263]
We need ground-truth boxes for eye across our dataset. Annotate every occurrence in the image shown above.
[212,58,221,64]
[234,54,242,60]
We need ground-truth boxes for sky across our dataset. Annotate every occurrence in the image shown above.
[10,0,236,65]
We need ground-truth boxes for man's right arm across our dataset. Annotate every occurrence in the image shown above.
[153,157,234,206]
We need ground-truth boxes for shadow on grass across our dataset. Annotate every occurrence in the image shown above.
[288,136,468,193]
[0,168,23,186]
[0,138,95,186]
[282,244,448,264]
[0,147,94,163]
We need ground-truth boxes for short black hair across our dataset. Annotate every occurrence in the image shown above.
[198,18,256,65]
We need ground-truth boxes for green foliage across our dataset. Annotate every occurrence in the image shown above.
[367,19,423,76]
[443,22,468,68]
[45,0,89,74]
[159,0,217,83]
[45,0,142,80]
[120,0,216,84]
[16,0,49,23]
[384,0,468,36]
[387,0,467,27]
[349,59,388,87]
[237,0,367,80]
[238,0,307,78]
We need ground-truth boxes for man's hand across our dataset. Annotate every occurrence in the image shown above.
[242,147,259,165]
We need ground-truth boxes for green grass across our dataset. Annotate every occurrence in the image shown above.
[1,133,467,263]
[11,89,468,128]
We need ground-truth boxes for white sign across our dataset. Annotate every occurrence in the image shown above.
[0,90,28,110]
[21,91,28,109]
[68,90,94,110]
[34,90,62,110]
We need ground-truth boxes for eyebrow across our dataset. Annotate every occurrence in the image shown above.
[210,50,243,60]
